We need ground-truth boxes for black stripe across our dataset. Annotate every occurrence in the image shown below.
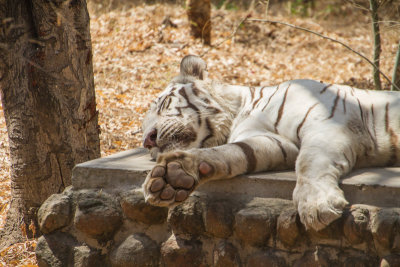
[274,84,291,132]
[252,87,265,109]
[165,97,171,109]
[328,89,341,119]
[385,102,389,133]
[296,103,318,140]
[385,102,398,165]
[200,118,214,147]
[388,128,398,166]
[371,104,377,138]
[320,84,332,94]
[262,84,280,111]
[250,87,255,101]
[233,142,257,173]
[342,91,347,113]
[356,97,364,123]
[192,86,200,96]
[179,87,201,125]
[269,136,287,162]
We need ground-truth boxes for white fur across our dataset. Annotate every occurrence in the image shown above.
[142,57,400,231]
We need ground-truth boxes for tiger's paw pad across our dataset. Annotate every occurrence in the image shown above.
[143,161,200,206]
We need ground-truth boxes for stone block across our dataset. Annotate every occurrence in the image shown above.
[277,206,301,247]
[213,241,241,267]
[36,232,77,267]
[168,196,205,237]
[120,190,168,224]
[380,254,400,267]
[393,233,400,253]
[371,208,400,251]
[307,218,342,241]
[72,245,103,267]
[293,249,331,267]
[342,256,377,267]
[74,190,122,239]
[234,198,291,246]
[37,193,71,234]
[161,235,205,267]
[204,200,234,238]
[246,251,287,267]
[343,205,371,245]
[110,233,159,267]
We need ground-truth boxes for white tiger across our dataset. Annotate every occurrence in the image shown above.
[142,55,400,231]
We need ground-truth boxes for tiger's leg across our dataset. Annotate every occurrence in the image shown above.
[293,132,355,231]
[142,134,299,207]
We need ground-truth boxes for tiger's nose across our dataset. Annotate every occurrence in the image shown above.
[143,129,158,149]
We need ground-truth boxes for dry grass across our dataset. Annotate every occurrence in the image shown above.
[0,1,399,265]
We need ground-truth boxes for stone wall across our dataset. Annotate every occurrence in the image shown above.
[35,149,400,266]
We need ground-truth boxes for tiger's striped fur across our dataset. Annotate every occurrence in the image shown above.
[142,55,400,231]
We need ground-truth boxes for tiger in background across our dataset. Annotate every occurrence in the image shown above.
[142,55,400,231]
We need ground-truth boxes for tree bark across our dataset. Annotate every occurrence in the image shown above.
[187,0,211,45]
[0,0,100,248]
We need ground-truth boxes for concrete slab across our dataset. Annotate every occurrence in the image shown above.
[72,148,400,207]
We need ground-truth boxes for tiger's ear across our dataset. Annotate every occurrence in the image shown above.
[180,55,208,80]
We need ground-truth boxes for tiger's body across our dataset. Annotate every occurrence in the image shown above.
[142,55,400,231]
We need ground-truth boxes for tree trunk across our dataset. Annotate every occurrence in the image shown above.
[369,0,382,90]
[187,0,211,45]
[391,40,400,91]
[0,0,100,248]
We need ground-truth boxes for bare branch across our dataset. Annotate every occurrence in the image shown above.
[200,14,250,57]
[247,18,400,91]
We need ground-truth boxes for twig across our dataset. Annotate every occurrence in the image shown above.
[200,14,251,57]
[247,18,400,91]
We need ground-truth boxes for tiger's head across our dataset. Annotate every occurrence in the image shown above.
[142,55,233,159]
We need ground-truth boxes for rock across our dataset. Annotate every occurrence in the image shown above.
[37,193,71,234]
[213,241,241,267]
[371,208,400,251]
[72,245,103,267]
[35,232,77,267]
[380,254,400,267]
[293,249,331,267]
[343,206,371,245]
[204,200,234,238]
[120,190,168,224]
[161,235,205,267]
[393,233,400,252]
[307,218,342,241]
[110,233,159,267]
[168,196,205,237]
[342,256,377,267]
[277,206,301,247]
[74,190,122,239]
[246,251,286,267]
[234,198,291,246]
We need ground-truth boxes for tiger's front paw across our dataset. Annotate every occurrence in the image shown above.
[142,151,213,207]
[293,182,349,231]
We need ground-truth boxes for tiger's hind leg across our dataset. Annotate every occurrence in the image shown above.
[293,132,355,231]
